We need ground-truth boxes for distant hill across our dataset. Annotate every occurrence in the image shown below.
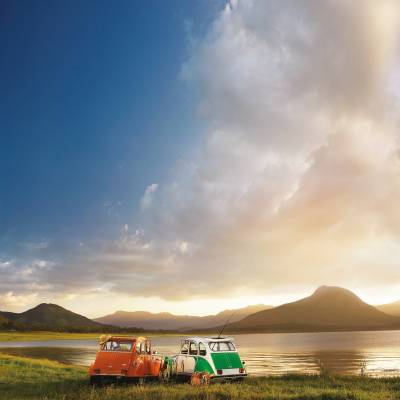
[0,303,114,332]
[0,314,9,326]
[377,300,400,317]
[94,304,271,330]
[223,286,400,333]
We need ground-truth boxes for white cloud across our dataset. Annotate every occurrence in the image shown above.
[25,240,50,251]
[140,183,159,210]
[129,0,400,299]
[0,292,39,311]
[4,1,400,308]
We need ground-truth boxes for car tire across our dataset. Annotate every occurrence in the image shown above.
[159,365,171,383]
[90,376,101,386]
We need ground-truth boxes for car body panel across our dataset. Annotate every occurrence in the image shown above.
[88,336,162,379]
[211,352,243,369]
[165,337,247,381]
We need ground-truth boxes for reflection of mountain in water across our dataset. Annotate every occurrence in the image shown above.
[240,350,367,376]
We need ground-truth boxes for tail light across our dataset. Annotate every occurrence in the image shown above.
[217,369,223,375]
[239,368,245,373]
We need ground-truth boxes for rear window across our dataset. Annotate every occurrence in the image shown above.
[102,340,133,352]
[208,341,236,352]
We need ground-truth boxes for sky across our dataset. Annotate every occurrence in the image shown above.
[1,0,400,318]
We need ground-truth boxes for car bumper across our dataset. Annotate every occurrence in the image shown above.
[210,373,247,382]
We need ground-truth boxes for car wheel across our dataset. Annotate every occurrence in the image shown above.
[90,376,101,386]
[201,373,210,385]
[159,365,171,383]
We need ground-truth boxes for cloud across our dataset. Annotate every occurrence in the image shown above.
[25,240,50,251]
[140,183,159,210]
[4,1,400,308]
[130,0,400,299]
[0,292,39,310]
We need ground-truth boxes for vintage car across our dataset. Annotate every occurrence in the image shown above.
[88,335,163,384]
[161,336,247,383]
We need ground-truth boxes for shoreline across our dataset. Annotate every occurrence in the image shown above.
[2,328,400,343]
[1,353,399,400]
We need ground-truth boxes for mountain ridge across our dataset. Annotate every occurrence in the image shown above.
[222,286,400,333]
[0,303,114,332]
[376,300,400,317]
[2,287,399,334]
[94,304,272,330]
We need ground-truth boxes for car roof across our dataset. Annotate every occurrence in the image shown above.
[105,336,147,342]
[183,336,234,343]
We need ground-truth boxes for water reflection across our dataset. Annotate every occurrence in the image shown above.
[1,331,400,377]
[0,347,95,366]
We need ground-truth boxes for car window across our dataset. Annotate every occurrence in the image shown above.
[118,341,133,351]
[145,341,151,354]
[102,341,112,351]
[218,342,231,351]
[136,342,142,354]
[189,342,198,355]
[209,341,236,351]
[103,340,132,351]
[180,341,189,355]
[199,342,206,356]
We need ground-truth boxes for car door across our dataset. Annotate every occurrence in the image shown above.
[111,340,133,374]
[143,340,153,376]
[132,340,146,376]
[183,341,197,374]
[176,340,189,373]
[95,340,123,375]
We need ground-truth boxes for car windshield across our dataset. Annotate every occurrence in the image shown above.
[208,341,236,352]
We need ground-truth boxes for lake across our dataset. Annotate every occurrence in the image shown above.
[1,330,400,377]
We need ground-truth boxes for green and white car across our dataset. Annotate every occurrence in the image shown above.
[162,337,247,382]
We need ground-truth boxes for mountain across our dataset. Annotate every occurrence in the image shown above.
[0,303,112,332]
[94,304,271,330]
[223,286,400,333]
[0,314,9,326]
[377,300,400,317]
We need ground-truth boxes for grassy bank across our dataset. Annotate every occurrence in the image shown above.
[1,354,400,400]
[0,331,103,342]
[0,331,184,342]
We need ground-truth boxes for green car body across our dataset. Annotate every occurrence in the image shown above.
[163,336,247,382]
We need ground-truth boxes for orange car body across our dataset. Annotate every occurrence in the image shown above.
[88,336,163,382]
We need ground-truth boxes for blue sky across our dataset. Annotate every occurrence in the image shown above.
[1,1,400,317]
[1,0,216,255]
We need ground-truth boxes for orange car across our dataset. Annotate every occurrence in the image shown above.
[88,336,163,384]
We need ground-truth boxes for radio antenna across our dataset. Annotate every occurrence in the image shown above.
[217,310,237,338]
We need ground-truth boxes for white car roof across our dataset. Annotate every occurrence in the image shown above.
[183,337,234,343]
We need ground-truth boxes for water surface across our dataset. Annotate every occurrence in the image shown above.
[1,330,400,377]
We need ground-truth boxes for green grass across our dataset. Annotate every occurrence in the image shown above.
[0,331,183,342]
[1,354,400,400]
[0,331,103,342]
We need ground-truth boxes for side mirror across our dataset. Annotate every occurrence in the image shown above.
[152,350,157,355]
[242,361,246,365]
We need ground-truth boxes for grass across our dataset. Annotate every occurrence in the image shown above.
[0,331,103,342]
[0,331,184,342]
[1,353,400,400]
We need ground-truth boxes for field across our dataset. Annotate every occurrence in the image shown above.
[0,331,103,342]
[1,353,400,400]
[0,331,183,342]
